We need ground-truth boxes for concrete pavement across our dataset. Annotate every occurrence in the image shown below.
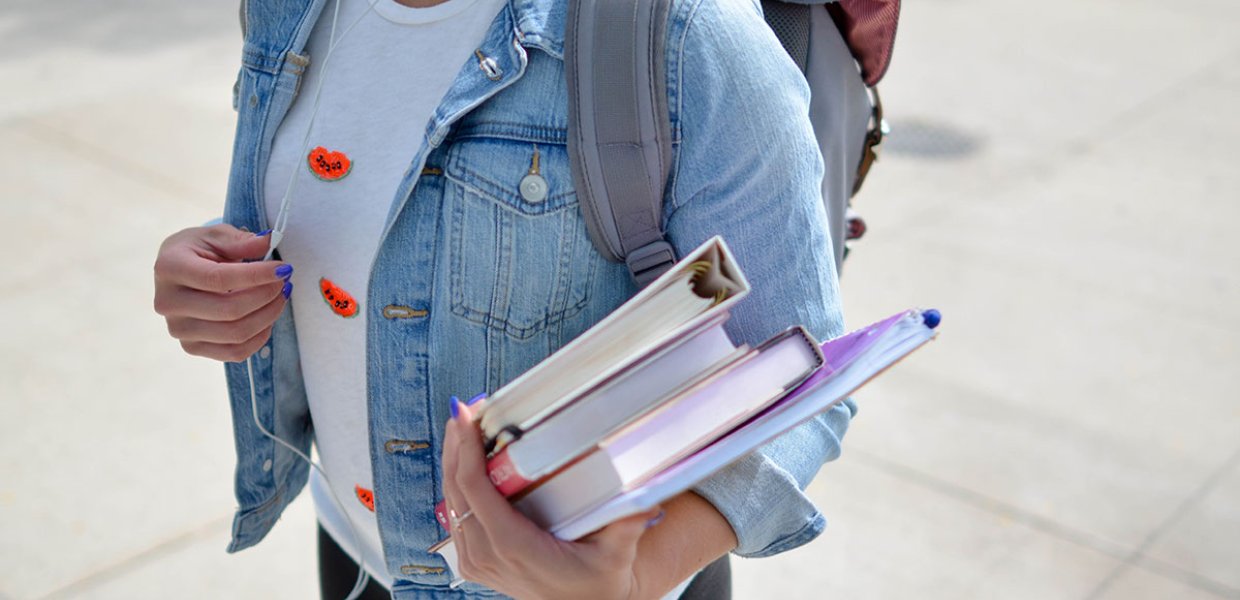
[2,0,1237,598]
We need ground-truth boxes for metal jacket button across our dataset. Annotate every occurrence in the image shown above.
[520,174,548,203]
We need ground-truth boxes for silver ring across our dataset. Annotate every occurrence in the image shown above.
[449,508,474,532]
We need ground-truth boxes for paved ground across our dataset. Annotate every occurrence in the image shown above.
[2,0,1237,598]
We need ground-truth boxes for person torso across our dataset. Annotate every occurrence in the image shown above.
[222,1,844,597]
[261,0,508,588]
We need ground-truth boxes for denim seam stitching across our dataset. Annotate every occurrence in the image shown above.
[450,123,569,145]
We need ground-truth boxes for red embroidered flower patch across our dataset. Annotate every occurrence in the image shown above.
[320,277,359,318]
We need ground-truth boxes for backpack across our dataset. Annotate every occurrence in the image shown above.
[566,0,901,286]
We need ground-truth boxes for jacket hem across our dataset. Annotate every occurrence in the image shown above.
[226,488,286,553]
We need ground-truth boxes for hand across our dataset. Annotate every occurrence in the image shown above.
[441,398,661,600]
[153,224,293,362]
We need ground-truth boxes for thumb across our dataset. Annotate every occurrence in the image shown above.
[205,224,277,261]
[582,508,662,556]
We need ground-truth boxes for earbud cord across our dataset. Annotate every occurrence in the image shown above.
[247,1,383,599]
[265,0,380,261]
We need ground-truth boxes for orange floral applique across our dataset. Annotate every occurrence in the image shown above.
[355,485,375,512]
[307,146,352,181]
[320,277,359,318]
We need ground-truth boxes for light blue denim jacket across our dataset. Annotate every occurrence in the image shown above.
[222,0,856,596]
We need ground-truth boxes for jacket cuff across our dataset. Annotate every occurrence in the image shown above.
[691,398,856,557]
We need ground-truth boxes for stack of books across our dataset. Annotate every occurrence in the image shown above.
[430,237,939,566]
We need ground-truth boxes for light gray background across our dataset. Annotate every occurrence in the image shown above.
[1,0,1237,598]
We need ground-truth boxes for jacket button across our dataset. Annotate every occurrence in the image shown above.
[259,346,271,359]
[520,174,548,203]
[261,459,273,472]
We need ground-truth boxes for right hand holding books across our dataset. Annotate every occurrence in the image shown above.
[439,397,660,597]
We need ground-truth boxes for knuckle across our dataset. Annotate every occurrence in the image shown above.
[152,257,172,284]
[206,223,235,239]
[259,295,284,322]
[213,298,248,322]
[203,264,228,292]
[245,329,272,354]
[247,333,271,356]
[165,318,188,339]
[152,293,171,316]
[223,346,249,363]
[222,321,252,344]
[181,341,216,361]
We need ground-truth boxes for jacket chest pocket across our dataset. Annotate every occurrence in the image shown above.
[444,136,596,340]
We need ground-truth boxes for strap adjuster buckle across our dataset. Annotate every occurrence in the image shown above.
[626,240,676,287]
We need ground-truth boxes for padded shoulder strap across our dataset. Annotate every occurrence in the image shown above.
[566,0,676,287]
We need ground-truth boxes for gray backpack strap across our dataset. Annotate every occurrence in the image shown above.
[566,0,676,288]
[761,0,812,72]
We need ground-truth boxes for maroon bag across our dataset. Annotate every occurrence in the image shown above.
[827,0,901,86]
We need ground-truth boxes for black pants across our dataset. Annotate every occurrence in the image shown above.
[318,526,731,599]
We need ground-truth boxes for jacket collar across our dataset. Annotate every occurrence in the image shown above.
[508,0,567,59]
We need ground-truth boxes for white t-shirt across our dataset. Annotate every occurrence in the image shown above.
[263,0,506,587]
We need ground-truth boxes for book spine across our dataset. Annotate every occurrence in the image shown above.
[486,448,535,497]
[430,449,542,534]
[434,501,450,532]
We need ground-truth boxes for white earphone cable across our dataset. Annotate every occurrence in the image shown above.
[248,1,384,598]
[265,0,381,261]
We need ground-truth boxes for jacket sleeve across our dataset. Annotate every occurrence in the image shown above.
[663,0,856,558]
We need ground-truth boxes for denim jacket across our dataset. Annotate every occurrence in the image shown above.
[222,0,855,596]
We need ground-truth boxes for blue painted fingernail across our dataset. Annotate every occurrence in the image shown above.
[282,281,292,299]
[646,510,666,529]
[466,392,486,406]
[256,228,273,237]
[922,308,941,329]
[449,396,460,420]
[275,264,293,278]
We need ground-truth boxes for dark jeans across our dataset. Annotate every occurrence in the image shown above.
[318,526,731,599]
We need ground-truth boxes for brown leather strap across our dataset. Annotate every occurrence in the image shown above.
[852,86,885,197]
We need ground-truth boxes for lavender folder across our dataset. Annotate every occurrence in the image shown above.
[550,308,940,541]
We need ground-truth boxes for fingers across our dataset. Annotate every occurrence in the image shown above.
[580,508,661,562]
[155,280,284,321]
[444,398,554,585]
[154,225,295,363]
[166,290,288,344]
[202,224,279,261]
[440,395,651,595]
[154,226,288,294]
[449,401,541,544]
[442,399,497,582]
[180,324,275,363]
[164,254,290,294]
